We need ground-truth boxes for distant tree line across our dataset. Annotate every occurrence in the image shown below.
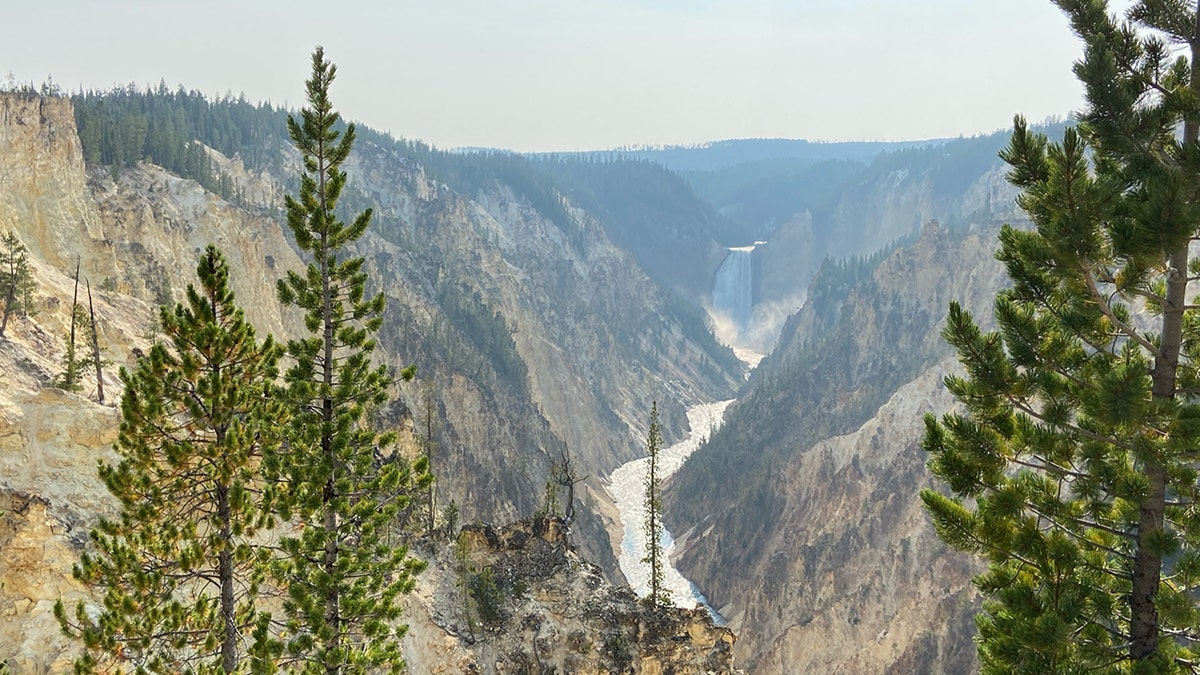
[683,157,863,242]
[536,155,728,287]
[69,85,590,254]
[867,121,1064,199]
[71,84,289,201]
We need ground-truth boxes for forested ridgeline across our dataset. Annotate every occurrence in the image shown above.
[532,156,728,295]
[70,86,578,239]
[71,85,289,201]
[680,121,1068,255]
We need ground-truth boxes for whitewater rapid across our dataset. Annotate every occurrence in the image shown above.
[605,399,732,611]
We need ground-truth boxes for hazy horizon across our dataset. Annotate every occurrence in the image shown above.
[6,1,1094,152]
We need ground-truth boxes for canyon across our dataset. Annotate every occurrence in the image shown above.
[0,89,1029,672]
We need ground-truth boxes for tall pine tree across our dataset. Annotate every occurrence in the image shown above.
[643,401,667,607]
[271,47,425,675]
[922,2,1200,671]
[56,246,283,673]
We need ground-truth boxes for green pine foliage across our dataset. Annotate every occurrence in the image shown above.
[642,401,668,607]
[270,47,428,674]
[922,3,1200,671]
[432,282,528,400]
[0,229,34,337]
[55,246,283,673]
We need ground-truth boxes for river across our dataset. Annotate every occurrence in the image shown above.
[605,399,732,613]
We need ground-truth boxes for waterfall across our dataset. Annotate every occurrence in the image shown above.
[712,243,762,331]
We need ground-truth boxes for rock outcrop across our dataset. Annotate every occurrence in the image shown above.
[403,518,739,674]
[0,93,110,272]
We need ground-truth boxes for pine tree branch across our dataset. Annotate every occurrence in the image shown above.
[1013,454,1098,483]
[1121,286,1167,306]
[1025,501,1138,556]
[1085,269,1162,356]
[1007,397,1138,454]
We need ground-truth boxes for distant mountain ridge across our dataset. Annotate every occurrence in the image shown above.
[532,137,950,173]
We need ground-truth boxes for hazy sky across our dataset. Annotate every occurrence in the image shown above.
[8,1,1092,151]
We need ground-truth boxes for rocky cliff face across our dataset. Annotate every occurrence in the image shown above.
[343,142,740,475]
[667,221,1012,672]
[0,94,110,271]
[0,92,739,671]
[402,518,739,674]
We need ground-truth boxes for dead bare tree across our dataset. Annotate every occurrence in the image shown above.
[551,445,586,524]
[86,279,103,403]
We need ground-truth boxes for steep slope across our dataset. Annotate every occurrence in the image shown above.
[814,132,1032,263]
[666,221,1012,672]
[0,91,741,669]
[340,138,742,473]
[534,157,730,300]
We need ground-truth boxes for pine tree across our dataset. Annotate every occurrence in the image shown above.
[271,47,425,675]
[55,246,283,673]
[922,2,1200,670]
[0,229,34,337]
[643,401,668,607]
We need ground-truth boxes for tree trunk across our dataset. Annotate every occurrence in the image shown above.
[0,282,13,337]
[1131,8,1200,661]
[0,240,14,337]
[424,382,436,533]
[208,274,238,673]
[323,453,339,675]
[66,260,80,388]
[87,280,104,403]
[1133,244,1188,660]
[318,132,341,675]
[218,481,237,673]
